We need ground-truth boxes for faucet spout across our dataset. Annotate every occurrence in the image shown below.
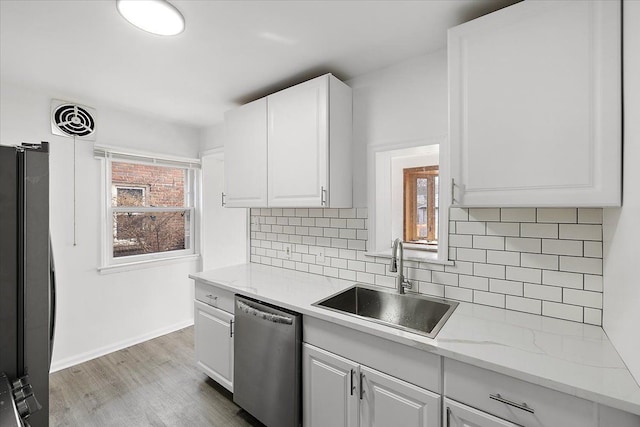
[391,238,411,294]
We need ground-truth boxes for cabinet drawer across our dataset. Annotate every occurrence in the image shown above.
[194,281,235,313]
[444,359,596,427]
[304,316,441,393]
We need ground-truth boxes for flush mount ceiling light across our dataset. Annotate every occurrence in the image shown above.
[116,0,185,36]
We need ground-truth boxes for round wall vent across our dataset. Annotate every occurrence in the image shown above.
[51,103,96,139]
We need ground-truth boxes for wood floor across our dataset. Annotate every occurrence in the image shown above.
[49,327,264,427]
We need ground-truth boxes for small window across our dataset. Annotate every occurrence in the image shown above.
[103,158,197,265]
[404,166,439,245]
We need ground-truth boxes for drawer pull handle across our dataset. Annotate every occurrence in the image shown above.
[359,372,365,400]
[206,294,218,301]
[489,393,535,414]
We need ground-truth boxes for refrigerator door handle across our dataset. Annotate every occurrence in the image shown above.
[49,237,56,370]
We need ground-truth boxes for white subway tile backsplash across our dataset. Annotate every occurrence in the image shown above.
[559,224,602,241]
[521,223,559,239]
[542,270,583,289]
[356,271,375,284]
[473,263,506,279]
[407,268,432,282]
[505,237,541,253]
[584,275,603,292]
[486,250,520,266]
[472,235,505,250]
[339,208,356,219]
[524,283,562,302]
[469,208,501,222]
[584,308,603,326]
[542,301,583,322]
[459,275,489,291]
[583,241,602,258]
[563,289,602,309]
[419,282,445,298]
[456,248,487,263]
[432,271,459,286]
[323,208,339,218]
[521,253,559,270]
[542,239,583,256]
[366,262,386,275]
[339,229,357,239]
[445,261,474,275]
[500,208,536,223]
[445,286,473,302]
[536,208,577,223]
[474,290,506,308]
[506,295,542,315]
[339,269,356,281]
[347,219,365,229]
[315,217,331,227]
[559,256,602,275]
[376,274,396,288]
[347,260,366,272]
[323,227,339,238]
[578,208,603,224]
[506,266,541,284]
[323,266,339,278]
[486,222,520,237]
[489,279,523,296]
[250,207,603,325]
[457,221,486,235]
[450,234,473,248]
[449,208,469,221]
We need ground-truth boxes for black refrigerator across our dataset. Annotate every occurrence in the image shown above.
[0,142,55,427]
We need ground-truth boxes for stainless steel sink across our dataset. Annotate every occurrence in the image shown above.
[313,285,458,338]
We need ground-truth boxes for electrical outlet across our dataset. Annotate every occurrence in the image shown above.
[283,243,292,259]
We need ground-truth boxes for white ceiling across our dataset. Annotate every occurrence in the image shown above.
[0,0,517,128]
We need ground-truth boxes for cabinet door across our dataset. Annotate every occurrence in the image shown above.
[303,344,359,427]
[444,399,519,427]
[449,1,621,207]
[224,98,267,207]
[268,75,328,207]
[194,300,234,392]
[360,365,440,427]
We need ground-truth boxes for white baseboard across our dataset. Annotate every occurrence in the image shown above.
[50,319,194,373]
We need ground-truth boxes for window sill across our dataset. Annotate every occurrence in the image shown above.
[365,249,454,266]
[98,254,200,274]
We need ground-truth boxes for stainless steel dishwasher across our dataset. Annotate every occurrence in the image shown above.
[233,295,301,427]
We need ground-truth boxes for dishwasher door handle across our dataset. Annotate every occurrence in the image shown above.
[236,300,294,325]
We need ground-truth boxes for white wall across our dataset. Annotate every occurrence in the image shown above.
[0,78,202,371]
[602,1,640,385]
[348,50,448,207]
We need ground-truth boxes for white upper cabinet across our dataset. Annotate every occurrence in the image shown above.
[223,98,268,207]
[224,74,352,208]
[448,0,621,207]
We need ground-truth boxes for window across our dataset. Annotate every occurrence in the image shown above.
[403,166,439,245]
[96,147,200,268]
[368,141,451,264]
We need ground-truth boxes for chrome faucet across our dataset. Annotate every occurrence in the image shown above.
[390,238,412,294]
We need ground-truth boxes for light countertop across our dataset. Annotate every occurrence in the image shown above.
[190,263,640,416]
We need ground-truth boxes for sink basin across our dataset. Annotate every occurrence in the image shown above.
[313,285,458,338]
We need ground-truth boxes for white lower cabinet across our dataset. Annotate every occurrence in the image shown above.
[360,365,440,427]
[194,300,234,392]
[444,398,518,427]
[303,343,440,427]
[303,344,358,427]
